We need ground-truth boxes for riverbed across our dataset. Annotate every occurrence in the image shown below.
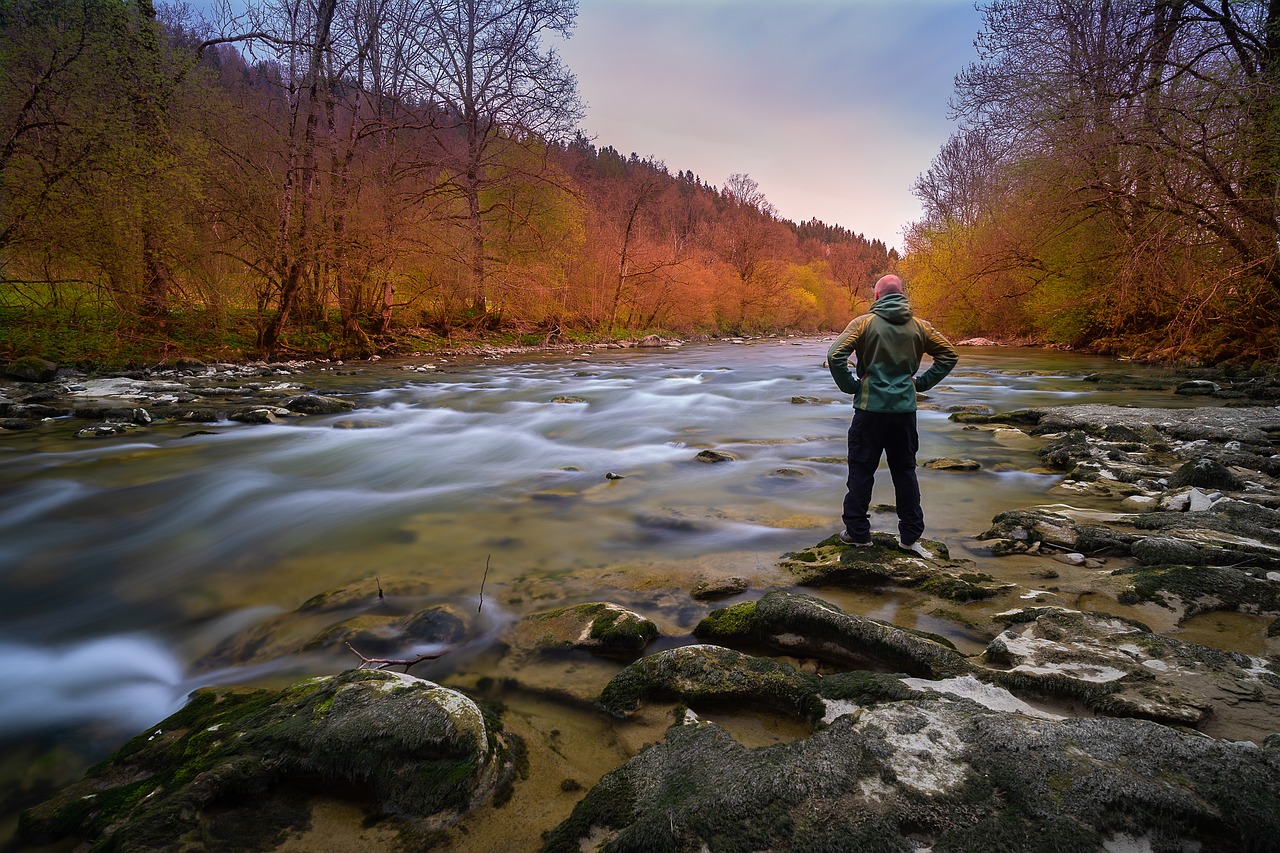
[0,339,1236,849]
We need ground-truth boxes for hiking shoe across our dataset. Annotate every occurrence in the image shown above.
[896,538,933,559]
[838,530,873,547]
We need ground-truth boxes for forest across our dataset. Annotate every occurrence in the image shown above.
[0,0,890,366]
[904,0,1280,362]
[2,0,1277,367]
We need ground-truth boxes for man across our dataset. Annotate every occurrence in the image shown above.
[827,274,957,557]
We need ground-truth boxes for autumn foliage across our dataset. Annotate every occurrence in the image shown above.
[0,0,889,363]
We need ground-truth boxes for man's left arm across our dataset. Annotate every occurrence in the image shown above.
[913,320,958,392]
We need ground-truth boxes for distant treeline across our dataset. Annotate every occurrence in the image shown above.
[903,0,1280,362]
[0,0,891,364]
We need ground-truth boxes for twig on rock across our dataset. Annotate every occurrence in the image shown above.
[346,642,446,672]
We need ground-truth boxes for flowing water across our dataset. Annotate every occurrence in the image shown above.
[0,340,1242,848]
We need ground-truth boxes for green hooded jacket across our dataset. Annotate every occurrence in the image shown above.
[826,293,958,412]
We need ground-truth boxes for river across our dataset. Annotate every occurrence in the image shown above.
[0,340,1224,848]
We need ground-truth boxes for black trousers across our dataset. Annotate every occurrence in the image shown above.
[841,409,924,543]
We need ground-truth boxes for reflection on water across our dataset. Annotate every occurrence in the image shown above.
[0,341,1220,832]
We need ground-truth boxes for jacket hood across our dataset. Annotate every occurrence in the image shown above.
[871,293,913,325]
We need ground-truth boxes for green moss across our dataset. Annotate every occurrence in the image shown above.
[588,607,658,648]
[919,576,1000,602]
[693,602,760,642]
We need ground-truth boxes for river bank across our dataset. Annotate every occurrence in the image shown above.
[4,342,1280,851]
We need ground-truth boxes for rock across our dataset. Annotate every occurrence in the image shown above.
[19,670,519,851]
[780,534,1001,602]
[1131,534,1203,565]
[0,418,36,431]
[693,591,968,678]
[596,645,824,720]
[544,698,1280,853]
[689,576,748,601]
[1168,457,1246,491]
[505,602,658,658]
[281,394,355,414]
[1120,494,1158,511]
[72,406,152,425]
[1115,563,1280,620]
[956,337,1000,345]
[1176,379,1220,395]
[1052,552,1086,566]
[550,395,587,403]
[693,449,735,463]
[922,457,981,471]
[4,356,58,382]
[228,406,298,424]
[73,422,142,438]
[1188,487,1222,511]
[978,507,1133,554]
[944,404,995,415]
[789,395,823,404]
[982,607,1280,736]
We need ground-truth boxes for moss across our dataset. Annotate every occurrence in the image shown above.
[692,601,760,642]
[919,576,1000,602]
[589,607,658,649]
[1115,563,1280,618]
[817,671,917,704]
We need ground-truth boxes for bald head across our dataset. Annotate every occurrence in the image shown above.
[874,275,904,299]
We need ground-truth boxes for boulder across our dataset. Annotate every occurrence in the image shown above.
[281,394,355,414]
[545,699,1280,853]
[694,591,968,678]
[693,449,735,463]
[19,670,519,852]
[1168,457,1246,491]
[596,645,824,720]
[689,576,749,601]
[922,457,981,471]
[4,356,58,382]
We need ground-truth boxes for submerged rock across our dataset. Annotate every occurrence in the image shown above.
[505,602,658,658]
[544,700,1280,853]
[20,670,519,852]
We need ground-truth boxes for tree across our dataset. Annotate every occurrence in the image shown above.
[399,0,583,320]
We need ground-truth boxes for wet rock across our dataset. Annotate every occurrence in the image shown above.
[596,645,824,720]
[72,406,152,425]
[545,698,1280,853]
[693,449,735,463]
[1176,379,1220,395]
[197,576,463,670]
[4,356,58,383]
[550,395,587,403]
[1168,457,1246,491]
[1120,494,1159,512]
[1131,536,1205,566]
[505,602,658,658]
[780,534,1001,602]
[1115,563,1280,620]
[789,395,824,404]
[689,576,748,601]
[978,507,1134,555]
[73,421,143,438]
[922,457,981,471]
[983,607,1280,735]
[280,393,355,415]
[1,402,63,419]
[0,418,36,431]
[228,405,299,424]
[19,670,519,852]
[1081,372,1176,390]
[693,591,968,678]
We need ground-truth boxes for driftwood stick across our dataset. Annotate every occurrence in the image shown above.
[478,554,491,613]
[346,642,446,672]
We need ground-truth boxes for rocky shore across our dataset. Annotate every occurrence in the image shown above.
[9,356,1280,852]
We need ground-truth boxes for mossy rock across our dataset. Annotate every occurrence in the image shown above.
[4,356,58,382]
[694,591,967,678]
[281,394,356,414]
[545,699,1280,853]
[19,670,519,852]
[1168,458,1246,491]
[780,534,998,602]
[596,645,824,721]
[948,408,1043,426]
[1114,563,1280,618]
[506,602,658,658]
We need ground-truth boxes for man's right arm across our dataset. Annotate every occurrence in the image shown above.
[827,316,871,394]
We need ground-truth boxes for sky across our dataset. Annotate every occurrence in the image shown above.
[554,0,984,249]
